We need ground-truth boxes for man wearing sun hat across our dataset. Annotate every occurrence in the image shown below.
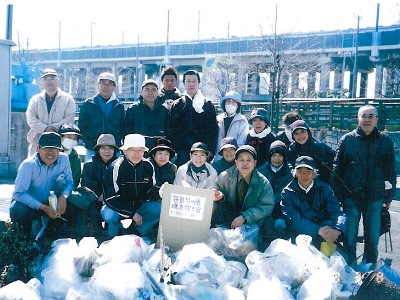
[26,68,76,157]
[10,132,74,237]
[79,71,125,162]
[281,156,346,249]
[212,137,239,175]
[102,134,157,238]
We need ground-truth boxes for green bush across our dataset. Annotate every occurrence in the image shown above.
[0,221,37,280]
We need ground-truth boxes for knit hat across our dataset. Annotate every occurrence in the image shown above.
[93,134,119,151]
[149,138,176,158]
[120,134,148,151]
[38,132,63,150]
[58,124,82,138]
[248,108,269,126]
[290,120,310,134]
[218,137,239,155]
[235,145,257,160]
[269,140,287,158]
[295,156,316,170]
[220,91,242,111]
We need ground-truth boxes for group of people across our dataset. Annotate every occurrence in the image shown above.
[10,66,396,269]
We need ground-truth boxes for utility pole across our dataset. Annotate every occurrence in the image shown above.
[352,15,360,98]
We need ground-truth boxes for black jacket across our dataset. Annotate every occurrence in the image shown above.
[165,95,218,156]
[81,153,117,197]
[331,126,396,204]
[103,156,155,215]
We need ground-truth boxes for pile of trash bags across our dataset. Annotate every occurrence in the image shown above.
[0,228,398,299]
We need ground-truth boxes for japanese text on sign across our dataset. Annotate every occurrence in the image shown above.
[169,193,205,221]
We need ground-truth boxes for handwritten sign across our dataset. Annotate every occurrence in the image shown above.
[169,193,205,221]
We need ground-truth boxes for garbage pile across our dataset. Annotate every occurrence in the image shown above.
[0,231,370,299]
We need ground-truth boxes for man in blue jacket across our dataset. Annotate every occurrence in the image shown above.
[10,132,74,238]
[282,156,346,249]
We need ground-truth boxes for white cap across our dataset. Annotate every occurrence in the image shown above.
[120,134,148,151]
[98,72,116,85]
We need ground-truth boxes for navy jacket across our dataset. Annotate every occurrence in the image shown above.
[79,95,125,149]
[281,178,346,239]
[331,126,396,204]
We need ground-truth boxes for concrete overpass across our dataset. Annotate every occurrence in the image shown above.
[14,24,400,102]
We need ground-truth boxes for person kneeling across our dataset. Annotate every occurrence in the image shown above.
[281,156,346,250]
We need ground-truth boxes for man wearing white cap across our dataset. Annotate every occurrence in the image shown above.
[281,156,346,249]
[79,72,125,161]
[101,134,158,238]
[26,68,76,157]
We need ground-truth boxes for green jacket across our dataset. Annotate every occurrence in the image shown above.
[215,166,274,225]
[68,149,81,188]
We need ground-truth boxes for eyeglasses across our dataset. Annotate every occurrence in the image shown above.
[359,114,377,119]
[42,76,58,82]
[99,82,115,88]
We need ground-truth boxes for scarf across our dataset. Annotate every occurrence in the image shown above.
[186,162,210,181]
[249,127,272,138]
[184,90,206,113]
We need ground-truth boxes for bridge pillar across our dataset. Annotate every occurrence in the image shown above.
[333,68,342,91]
[374,64,383,97]
[280,73,289,97]
[291,72,299,97]
[320,63,330,91]
[307,72,316,96]
[359,73,368,98]
[237,68,246,95]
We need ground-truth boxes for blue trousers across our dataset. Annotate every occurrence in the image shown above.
[101,201,161,237]
[343,197,383,265]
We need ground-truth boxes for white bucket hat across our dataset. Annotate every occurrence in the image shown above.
[120,134,148,151]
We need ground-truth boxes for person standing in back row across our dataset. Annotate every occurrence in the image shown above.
[159,66,183,110]
[78,72,125,161]
[125,79,169,150]
[331,105,396,268]
[166,70,218,166]
[26,68,76,157]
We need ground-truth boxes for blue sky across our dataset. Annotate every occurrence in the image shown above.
[1,0,399,50]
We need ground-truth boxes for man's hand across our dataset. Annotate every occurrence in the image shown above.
[231,215,246,229]
[318,226,341,243]
[213,189,223,201]
[132,213,143,227]
[40,204,59,219]
[57,195,67,215]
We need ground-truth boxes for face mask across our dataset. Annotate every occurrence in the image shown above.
[225,103,237,115]
[62,138,78,150]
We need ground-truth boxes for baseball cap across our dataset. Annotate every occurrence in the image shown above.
[38,132,63,150]
[235,145,257,160]
[41,68,58,78]
[98,72,116,85]
[295,156,316,170]
[190,142,209,154]
[290,120,310,134]
[141,79,159,90]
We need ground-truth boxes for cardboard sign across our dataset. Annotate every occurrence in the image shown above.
[156,183,214,252]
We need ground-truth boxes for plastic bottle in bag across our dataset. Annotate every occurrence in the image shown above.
[49,191,57,211]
